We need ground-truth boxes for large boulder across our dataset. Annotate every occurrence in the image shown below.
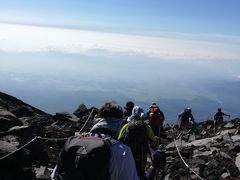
[73,104,89,118]
[54,112,79,124]
[10,105,36,118]
[0,108,23,131]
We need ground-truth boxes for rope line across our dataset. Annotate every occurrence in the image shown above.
[0,110,95,161]
[0,136,72,162]
[174,137,204,180]
[78,109,94,133]
[0,136,38,161]
[37,136,71,141]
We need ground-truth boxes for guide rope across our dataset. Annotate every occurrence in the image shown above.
[0,109,94,161]
[174,129,205,180]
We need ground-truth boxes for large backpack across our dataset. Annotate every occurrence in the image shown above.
[54,135,114,180]
[149,106,162,126]
[122,120,148,177]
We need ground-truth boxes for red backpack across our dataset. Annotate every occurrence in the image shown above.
[149,106,162,125]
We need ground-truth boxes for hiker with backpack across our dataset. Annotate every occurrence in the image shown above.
[148,102,165,136]
[214,108,230,129]
[52,102,140,180]
[118,106,158,179]
[178,107,196,131]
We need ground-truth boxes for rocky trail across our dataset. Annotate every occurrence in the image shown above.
[0,92,239,180]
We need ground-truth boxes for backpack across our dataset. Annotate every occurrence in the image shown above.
[54,135,115,180]
[149,106,162,125]
[121,120,149,177]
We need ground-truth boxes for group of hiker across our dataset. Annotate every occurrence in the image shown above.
[51,101,166,180]
[178,107,230,132]
[51,101,230,180]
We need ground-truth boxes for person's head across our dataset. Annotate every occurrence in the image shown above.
[98,101,123,119]
[185,107,191,113]
[91,102,123,138]
[131,106,144,119]
[124,101,134,111]
[152,150,166,170]
[218,108,222,112]
[151,102,157,106]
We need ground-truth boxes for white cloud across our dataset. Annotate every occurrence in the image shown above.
[0,23,240,60]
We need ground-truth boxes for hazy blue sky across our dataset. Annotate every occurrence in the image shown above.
[0,0,239,120]
[1,0,240,35]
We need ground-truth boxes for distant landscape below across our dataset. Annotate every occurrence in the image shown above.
[1,51,239,123]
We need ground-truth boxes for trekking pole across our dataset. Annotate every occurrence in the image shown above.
[78,109,94,134]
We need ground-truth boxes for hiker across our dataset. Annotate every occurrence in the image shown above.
[51,102,140,180]
[178,107,195,131]
[144,148,166,180]
[118,106,158,179]
[214,108,230,129]
[121,101,135,127]
[148,102,165,136]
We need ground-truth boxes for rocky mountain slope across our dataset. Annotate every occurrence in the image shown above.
[0,91,239,180]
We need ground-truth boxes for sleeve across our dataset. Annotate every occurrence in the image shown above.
[146,125,157,144]
[221,112,228,116]
[178,112,183,118]
[160,111,165,121]
[118,124,128,140]
[190,114,195,122]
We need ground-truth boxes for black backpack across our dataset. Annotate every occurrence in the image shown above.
[54,135,115,180]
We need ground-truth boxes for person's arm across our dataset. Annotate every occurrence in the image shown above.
[178,112,183,118]
[222,112,230,117]
[160,111,165,121]
[146,125,157,145]
[190,114,195,122]
[118,124,128,140]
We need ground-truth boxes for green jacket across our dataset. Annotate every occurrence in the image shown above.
[118,122,157,146]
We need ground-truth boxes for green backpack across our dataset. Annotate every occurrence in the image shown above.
[122,120,149,177]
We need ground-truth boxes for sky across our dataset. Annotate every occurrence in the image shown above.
[1,0,240,35]
[0,0,240,62]
[0,0,240,119]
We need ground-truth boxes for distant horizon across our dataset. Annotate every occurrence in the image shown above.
[0,89,237,124]
[0,1,239,122]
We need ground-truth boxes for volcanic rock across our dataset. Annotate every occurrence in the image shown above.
[0,91,240,179]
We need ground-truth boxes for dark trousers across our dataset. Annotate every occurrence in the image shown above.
[149,124,160,137]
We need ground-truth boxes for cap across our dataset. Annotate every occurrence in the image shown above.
[124,101,134,110]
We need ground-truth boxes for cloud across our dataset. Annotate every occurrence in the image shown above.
[0,23,240,60]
